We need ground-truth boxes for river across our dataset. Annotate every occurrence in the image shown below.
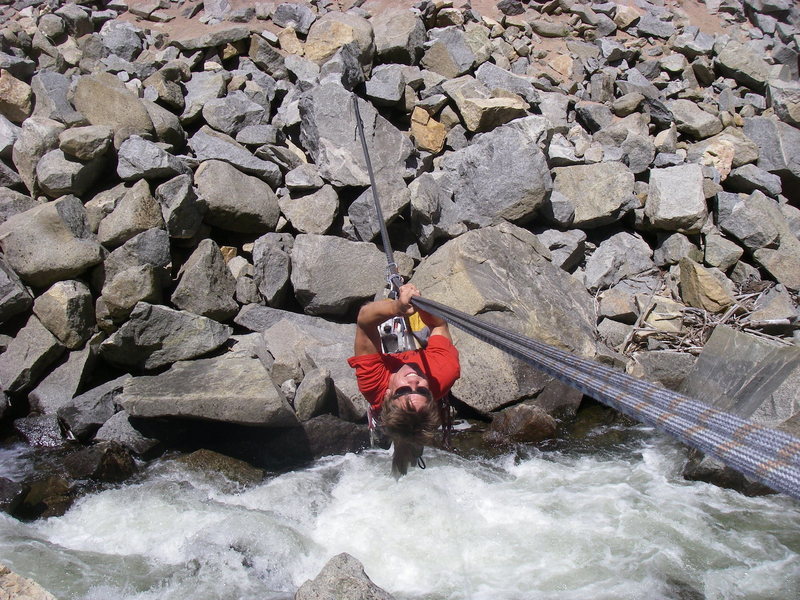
[1,426,799,600]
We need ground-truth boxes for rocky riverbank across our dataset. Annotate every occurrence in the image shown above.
[0,0,799,531]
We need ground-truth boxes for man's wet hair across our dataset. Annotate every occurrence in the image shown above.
[381,393,441,477]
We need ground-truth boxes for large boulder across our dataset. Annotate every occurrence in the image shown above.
[371,8,425,64]
[743,117,800,196]
[171,239,238,321]
[0,195,104,288]
[716,40,775,91]
[96,179,165,248]
[119,353,298,426]
[32,280,94,349]
[72,72,155,146]
[0,258,32,323]
[550,162,637,228]
[645,164,708,233]
[299,83,413,187]
[438,117,552,228]
[410,222,596,414]
[0,315,65,394]
[252,232,293,306]
[440,75,528,133]
[188,126,282,186]
[194,160,280,233]
[154,174,205,239]
[28,337,101,415]
[290,234,412,317]
[57,374,130,442]
[116,135,190,181]
[11,116,64,195]
[99,302,232,371]
[304,11,374,73]
[584,231,656,291]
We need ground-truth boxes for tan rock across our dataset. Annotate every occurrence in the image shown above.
[304,11,373,66]
[278,26,304,56]
[0,69,33,123]
[550,54,574,80]
[614,5,641,29]
[410,106,447,153]
[679,258,735,313]
[641,295,685,333]
[0,564,57,600]
[700,138,736,180]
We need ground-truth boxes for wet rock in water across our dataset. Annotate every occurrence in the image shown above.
[63,441,136,483]
[296,552,393,600]
[483,404,558,446]
[0,477,29,516]
[94,410,160,457]
[683,451,775,497]
[13,414,64,448]
[57,375,130,442]
[177,448,264,485]
[0,564,58,599]
[99,302,232,371]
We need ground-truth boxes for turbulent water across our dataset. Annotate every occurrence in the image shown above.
[1,428,799,600]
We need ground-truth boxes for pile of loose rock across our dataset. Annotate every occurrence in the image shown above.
[0,0,799,517]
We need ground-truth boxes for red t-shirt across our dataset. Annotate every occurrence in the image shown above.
[347,335,460,410]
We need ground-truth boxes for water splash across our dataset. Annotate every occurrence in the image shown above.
[1,432,798,600]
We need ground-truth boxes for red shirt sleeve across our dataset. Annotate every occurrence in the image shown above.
[346,353,393,409]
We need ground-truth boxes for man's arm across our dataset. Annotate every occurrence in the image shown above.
[353,284,418,356]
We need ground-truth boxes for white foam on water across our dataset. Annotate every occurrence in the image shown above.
[1,433,799,600]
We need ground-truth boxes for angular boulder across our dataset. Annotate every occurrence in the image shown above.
[171,239,238,321]
[551,162,637,228]
[0,315,65,394]
[99,302,232,370]
[645,164,708,233]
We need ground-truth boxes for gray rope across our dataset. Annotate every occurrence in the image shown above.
[412,296,800,500]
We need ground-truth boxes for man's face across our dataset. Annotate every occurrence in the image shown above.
[387,364,432,411]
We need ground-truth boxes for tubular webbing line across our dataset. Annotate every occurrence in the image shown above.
[412,295,800,501]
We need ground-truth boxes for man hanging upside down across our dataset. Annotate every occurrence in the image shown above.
[347,283,461,476]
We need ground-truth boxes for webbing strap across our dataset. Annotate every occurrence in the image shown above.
[412,296,800,501]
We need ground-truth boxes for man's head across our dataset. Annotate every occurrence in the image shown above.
[386,363,433,411]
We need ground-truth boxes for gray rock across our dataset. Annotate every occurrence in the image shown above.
[188,126,282,187]
[348,179,410,241]
[28,337,101,415]
[0,258,32,323]
[59,125,113,161]
[727,162,783,199]
[101,264,161,323]
[154,174,204,239]
[116,135,190,181]
[143,99,187,150]
[364,64,406,106]
[0,115,20,159]
[120,353,297,426]
[279,185,338,234]
[550,162,637,229]
[411,222,596,414]
[202,91,268,136]
[530,20,571,38]
[628,350,696,392]
[483,404,557,446]
[248,35,289,81]
[36,149,103,198]
[767,79,800,128]
[743,116,800,192]
[372,8,425,65]
[646,164,708,233]
[584,231,656,291]
[72,72,155,146]
[295,553,392,600]
[32,280,94,350]
[0,195,104,288]
[290,234,403,316]
[99,20,142,61]
[100,302,232,371]
[194,159,280,233]
[253,232,293,306]
[11,116,64,195]
[0,315,65,394]
[653,232,703,267]
[474,61,540,105]
[273,2,315,35]
[668,99,722,140]
[57,375,130,442]
[0,188,39,226]
[294,368,333,421]
[170,26,251,51]
[716,40,774,91]
[97,179,165,248]
[94,410,160,457]
[285,163,324,192]
[753,242,800,292]
[13,414,64,448]
[181,71,228,123]
[704,231,744,272]
[575,101,614,133]
[299,83,413,187]
[421,26,478,79]
[635,13,676,39]
[0,161,23,190]
[535,228,587,272]
[171,239,238,321]
[100,228,171,293]
[439,117,552,227]
[716,191,781,250]
[30,71,86,126]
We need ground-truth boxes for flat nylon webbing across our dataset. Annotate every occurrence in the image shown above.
[412,296,800,501]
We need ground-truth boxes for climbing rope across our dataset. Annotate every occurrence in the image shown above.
[411,296,800,500]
